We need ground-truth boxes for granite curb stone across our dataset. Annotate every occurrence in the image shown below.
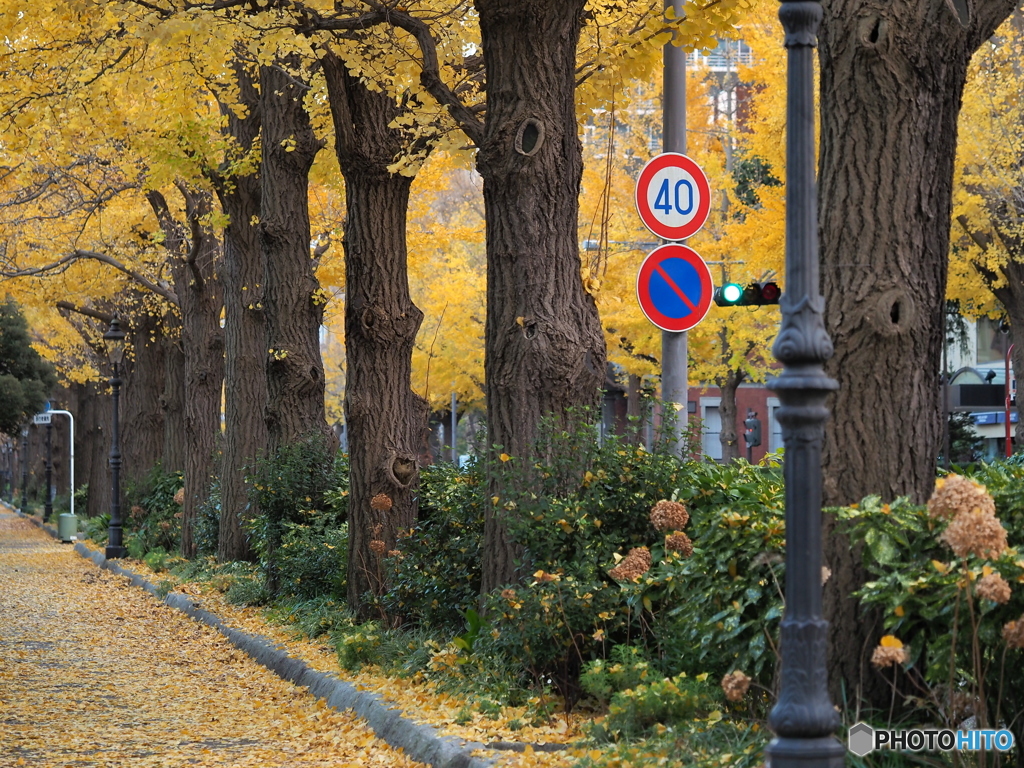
[13,508,494,768]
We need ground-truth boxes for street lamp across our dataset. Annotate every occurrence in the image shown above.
[765,0,844,765]
[102,317,127,559]
[44,421,53,522]
[20,427,28,512]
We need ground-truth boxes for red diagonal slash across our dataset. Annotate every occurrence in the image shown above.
[653,262,697,314]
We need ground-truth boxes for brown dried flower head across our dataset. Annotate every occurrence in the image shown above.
[369,540,386,555]
[927,474,995,521]
[370,493,393,512]
[130,505,145,520]
[939,508,1008,560]
[871,644,908,669]
[1003,617,1024,649]
[650,500,689,532]
[976,572,1012,604]
[665,532,693,557]
[173,487,185,506]
[721,671,751,702]
[387,550,402,559]
[609,547,652,582]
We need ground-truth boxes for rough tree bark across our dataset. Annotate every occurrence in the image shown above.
[259,59,332,453]
[68,380,111,518]
[321,50,429,618]
[818,0,1016,706]
[147,188,225,559]
[160,327,186,475]
[211,62,265,562]
[474,0,607,593]
[716,367,745,463]
[120,310,166,490]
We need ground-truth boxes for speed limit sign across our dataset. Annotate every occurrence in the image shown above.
[634,153,711,241]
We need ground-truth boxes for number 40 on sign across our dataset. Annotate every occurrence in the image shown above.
[634,153,711,242]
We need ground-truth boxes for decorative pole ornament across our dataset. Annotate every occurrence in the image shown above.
[766,0,845,765]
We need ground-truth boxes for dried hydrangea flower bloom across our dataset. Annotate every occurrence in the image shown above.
[650,500,689,531]
[609,547,652,582]
[871,636,908,669]
[370,493,393,512]
[1003,617,1024,649]
[721,670,751,702]
[665,532,693,557]
[976,572,1011,604]
[939,508,1008,559]
[927,474,995,521]
[369,539,386,555]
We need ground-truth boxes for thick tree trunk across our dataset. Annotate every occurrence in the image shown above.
[148,189,226,559]
[121,312,166,489]
[71,380,111,519]
[818,0,1015,707]
[213,64,265,563]
[161,328,186,475]
[716,368,744,463]
[474,0,607,594]
[322,51,428,619]
[259,61,331,454]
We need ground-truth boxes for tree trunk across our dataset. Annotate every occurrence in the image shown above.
[73,381,111,519]
[322,51,429,619]
[818,0,1016,707]
[213,63,265,563]
[161,327,186,475]
[121,311,166,490]
[716,368,744,463]
[259,60,331,454]
[474,0,607,594]
[148,189,226,559]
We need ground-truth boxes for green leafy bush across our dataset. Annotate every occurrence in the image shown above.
[247,439,348,598]
[124,466,184,557]
[838,471,1024,737]
[587,672,720,742]
[379,460,485,632]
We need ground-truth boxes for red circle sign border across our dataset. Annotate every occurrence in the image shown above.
[634,153,711,241]
[636,244,713,333]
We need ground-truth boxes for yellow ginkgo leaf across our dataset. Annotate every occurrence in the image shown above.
[880,635,904,649]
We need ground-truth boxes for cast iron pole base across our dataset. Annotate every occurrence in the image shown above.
[105,545,127,559]
[767,736,846,768]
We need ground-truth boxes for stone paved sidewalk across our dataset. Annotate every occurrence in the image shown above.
[0,511,427,768]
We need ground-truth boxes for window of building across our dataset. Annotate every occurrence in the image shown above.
[977,316,1010,364]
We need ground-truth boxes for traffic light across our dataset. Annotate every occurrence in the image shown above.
[713,281,781,307]
[744,414,762,447]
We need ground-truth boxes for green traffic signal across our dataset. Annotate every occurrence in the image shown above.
[714,283,744,306]
[713,281,781,307]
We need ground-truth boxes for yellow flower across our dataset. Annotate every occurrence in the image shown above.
[499,453,511,462]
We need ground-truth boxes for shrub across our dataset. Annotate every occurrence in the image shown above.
[838,467,1024,739]
[124,465,184,557]
[379,460,485,632]
[247,439,348,598]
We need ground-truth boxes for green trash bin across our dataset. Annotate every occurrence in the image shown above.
[58,513,78,543]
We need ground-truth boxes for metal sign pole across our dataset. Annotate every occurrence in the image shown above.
[662,0,688,457]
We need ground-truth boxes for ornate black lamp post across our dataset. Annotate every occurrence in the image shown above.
[103,318,127,559]
[766,0,845,765]
[20,427,28,512]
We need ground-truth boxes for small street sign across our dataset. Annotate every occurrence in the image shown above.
[634,153,711,241]
[33,413,51,425]
[636,244,714,332]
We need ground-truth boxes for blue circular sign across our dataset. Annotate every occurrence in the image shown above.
[636,244,713,332]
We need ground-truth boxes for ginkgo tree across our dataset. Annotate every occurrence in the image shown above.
[950,13,1024,447]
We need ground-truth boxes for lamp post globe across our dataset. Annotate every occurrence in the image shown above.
[102,317,127,559]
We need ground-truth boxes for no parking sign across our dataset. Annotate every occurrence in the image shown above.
[636,244,714,333]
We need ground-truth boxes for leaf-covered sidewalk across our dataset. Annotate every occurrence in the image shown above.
[0,512,426,768]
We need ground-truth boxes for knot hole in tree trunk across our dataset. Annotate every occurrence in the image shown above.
[386,451,418,489]
[866,287,917,338]
[514,119,545,157]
